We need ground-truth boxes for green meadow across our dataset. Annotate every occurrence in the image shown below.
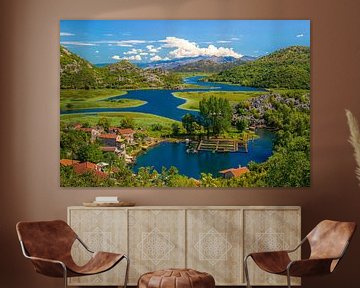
[173,91,264,111]
[60,89,145,110]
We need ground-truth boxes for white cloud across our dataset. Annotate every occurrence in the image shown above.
[95,50,99,53]
[146,45,161,53]
[117,44,133,47]
[230,37,240,40]
[150,53,156,56]
[125,55,142,61]
[112,55,142,61]
[124,48,143,55]
[217,40,232,43]
[104,33,113,36]
[296,34,304,38]
[95,40,147,46]
[159,37,242,59]
[60,32,75,36]
[150,55,163,61]
[140,52,148,56]
[60,41,96,46]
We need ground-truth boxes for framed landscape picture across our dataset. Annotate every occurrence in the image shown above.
[60,20,310,188]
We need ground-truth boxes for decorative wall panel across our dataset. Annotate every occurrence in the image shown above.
[128,209,186,284]
[67,208,127,285]
[187,209,242,285]
[244,209,301,285]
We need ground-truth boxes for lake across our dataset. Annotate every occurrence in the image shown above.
[61,76,275,177]
[60,76,265,121]
[133,129,275,179]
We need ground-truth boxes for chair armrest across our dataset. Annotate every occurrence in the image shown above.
[287,258,335,277]
[25,255,67,278]
[19,240,67,277]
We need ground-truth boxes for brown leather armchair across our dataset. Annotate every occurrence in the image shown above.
[16,220,129,288]
[244,220,356,288]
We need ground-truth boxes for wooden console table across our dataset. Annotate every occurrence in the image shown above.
[67,206,301,286]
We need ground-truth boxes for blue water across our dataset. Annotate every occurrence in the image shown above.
[60,76,265,121]
[134,129,275,179]
[61,76,274,176]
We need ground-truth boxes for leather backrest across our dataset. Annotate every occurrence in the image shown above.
[16,220,77,261]
[307,220,356,260]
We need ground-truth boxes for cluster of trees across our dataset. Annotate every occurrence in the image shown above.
[206,46,310,89]
[181,96,233,137]
[60,46,182,90]
[234,96,310,187]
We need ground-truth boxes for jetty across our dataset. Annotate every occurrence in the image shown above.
[196,138,249,153]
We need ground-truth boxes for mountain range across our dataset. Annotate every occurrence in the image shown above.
[137,55,257,73]
[61,45,310,90]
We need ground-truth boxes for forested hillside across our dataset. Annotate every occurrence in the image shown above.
[60,46,182,89]
[206,46,310,89]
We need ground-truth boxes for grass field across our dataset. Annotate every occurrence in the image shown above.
[61,112,180,137]
[173,91,263,111]
[60,89,146,110]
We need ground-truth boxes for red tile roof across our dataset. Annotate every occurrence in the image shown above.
[73,162,98,174]
[118,128,135,135]
[60,159,80,166]
[99,133,118,139]
[219,167,249,177]
[72,162,108,178]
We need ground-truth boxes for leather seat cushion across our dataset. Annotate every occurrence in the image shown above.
[138,268,215,288]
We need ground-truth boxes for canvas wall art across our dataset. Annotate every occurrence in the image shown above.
[60,20,310,187]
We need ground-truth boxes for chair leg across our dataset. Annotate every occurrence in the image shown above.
[123,255,130,288]
[286,270,291,288]
[62,265,68,288]
[244,255,252,288]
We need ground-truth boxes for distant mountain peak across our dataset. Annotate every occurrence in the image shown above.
[138,55,256,73]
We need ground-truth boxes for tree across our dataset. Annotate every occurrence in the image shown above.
[60,130,89,159]
[77,144,103,163]
[264,136,310,187]
[236,118,249,133]
[97,117,110,131]
[119,117,135,129]
[199,96,232,136]
[171,123,180,136]
[151,123,163,131]
[182,113,197,134]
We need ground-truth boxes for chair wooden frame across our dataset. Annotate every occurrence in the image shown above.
[16,220,129,288]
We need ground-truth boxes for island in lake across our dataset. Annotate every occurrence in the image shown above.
[60,20,310,187]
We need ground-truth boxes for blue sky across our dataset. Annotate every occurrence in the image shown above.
[60,20,310,64]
